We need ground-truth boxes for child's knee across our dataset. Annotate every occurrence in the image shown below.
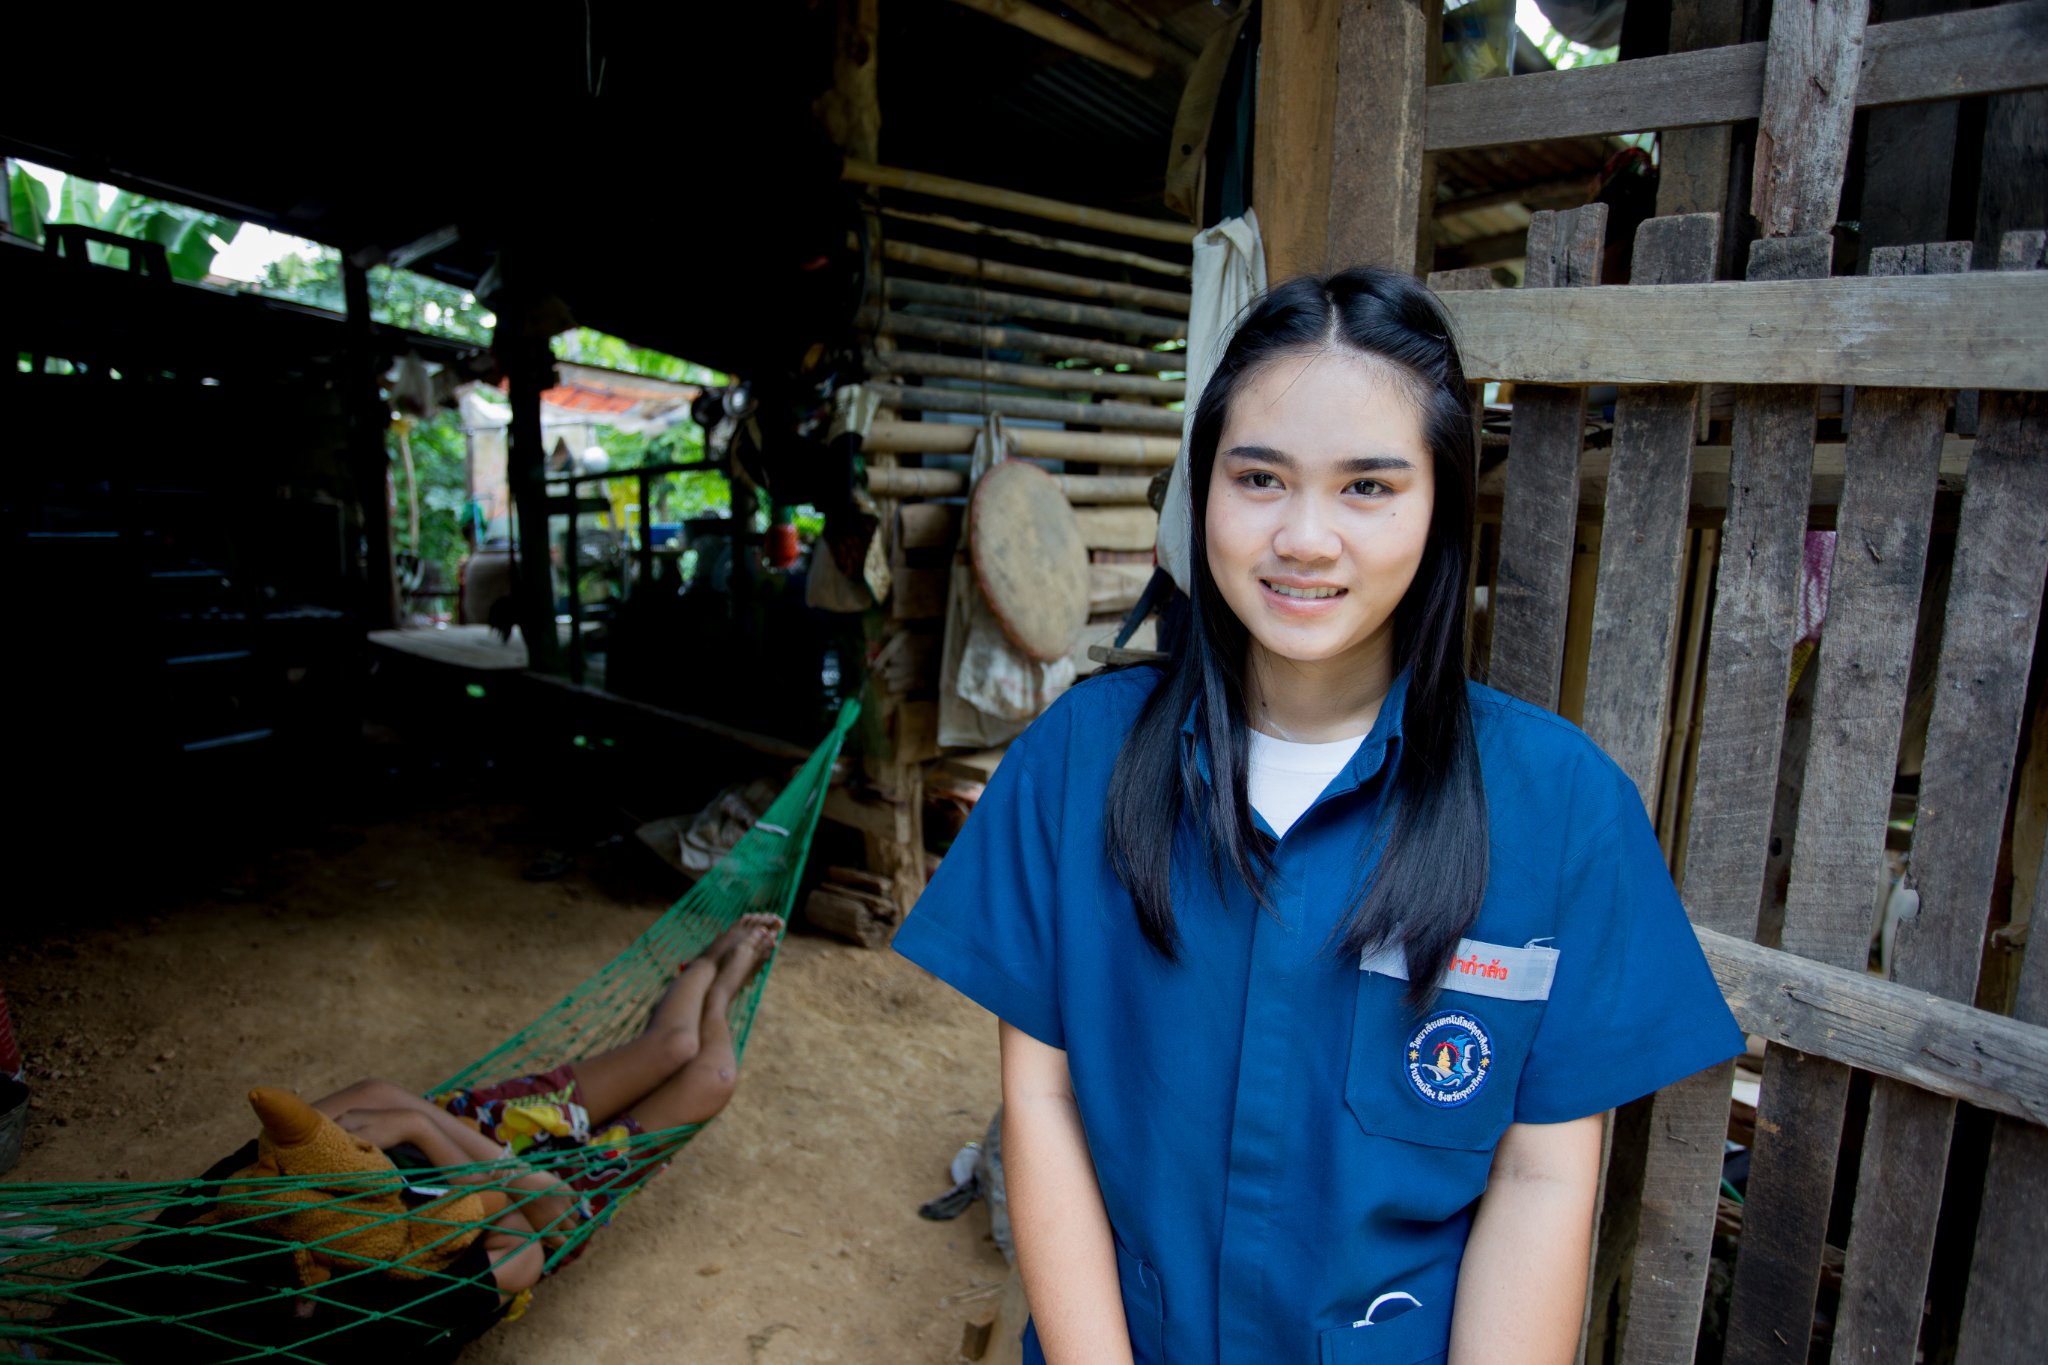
[654,1025,701,1073]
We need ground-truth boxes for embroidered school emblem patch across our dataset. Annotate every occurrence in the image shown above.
[1404,1009,1494,1107]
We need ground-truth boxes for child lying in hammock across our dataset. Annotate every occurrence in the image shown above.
[308,912,782,1298]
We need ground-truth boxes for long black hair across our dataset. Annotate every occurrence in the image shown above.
[1104,267,1487,1007]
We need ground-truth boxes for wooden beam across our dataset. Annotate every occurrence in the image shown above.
[844,160,1192,244]
[937,0,1156,79]
[878,206,1191,278]
[1422,2,2048,151]
[1698,926,2048,1126]
[1253,0,1342,277]
[882,276,1187,340]
[1435,271,2048,389]
[872,309,1182,373]
[864,381,1183,433]
[1327,0,1440,275]
[867,466,1155,505]
[870,349,1185,400]
[877,236,1192,312]
[863,418,1176,465]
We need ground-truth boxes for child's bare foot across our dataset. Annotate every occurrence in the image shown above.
[709,921,777,1001]
[695,914,779,967]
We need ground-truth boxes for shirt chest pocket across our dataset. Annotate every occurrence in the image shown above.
[1344,942,1555,1153]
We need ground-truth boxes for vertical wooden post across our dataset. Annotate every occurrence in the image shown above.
[342,258,399,632]
[1486,204,1606,710]
[1253,0,1342,278]
[500,319,562,674]
[1326,0,1441,275]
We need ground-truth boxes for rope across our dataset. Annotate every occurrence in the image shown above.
[1,700,858,1363]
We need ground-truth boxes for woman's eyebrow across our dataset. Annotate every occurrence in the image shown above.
[1222,444,1416,474]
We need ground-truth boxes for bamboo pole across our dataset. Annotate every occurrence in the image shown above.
[844,160,1193,244]
[870,349,1185,400]
[939,0,1156,78]
[864,418,1176,465]
[885,277,1187,340]
[878,206,1192,279]
[875,236,1192,313]
[867,466,1155,503]
[866,381,1183,433]
[874,310,1181,373]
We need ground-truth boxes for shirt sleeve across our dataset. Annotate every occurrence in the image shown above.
[892,726,1066,1049]
[1513,782,1745,1124]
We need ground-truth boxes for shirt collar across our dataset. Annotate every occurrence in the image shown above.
[1180,664,1413,797]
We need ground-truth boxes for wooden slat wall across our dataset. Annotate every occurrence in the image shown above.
[1302,0,2048,1357]
[1868,232,2048,1365]
[1724,239,1954,1365]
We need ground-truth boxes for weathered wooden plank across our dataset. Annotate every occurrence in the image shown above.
[1696,925,2048,1125]
[1583,213,1720,799]
[1726,229,1949,1365]
[1579,211,1721,1365]
[1655,234,1822,1365]
[1577,211,1715,1365]
[1834,232,2048,1365]
[1327,0,1437,275]
[1753,0,1871,238]
[1954,832,2048,1365]
[1071,506,1158,553]
[863,381,1184,433]
[1253,0,1341,277]
[1486,205,1606,709]
[1435,270,2048,390]
[1669,235,1829,941]
[1422,2,2048,151]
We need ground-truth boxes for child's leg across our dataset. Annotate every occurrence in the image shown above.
[568,914,781,1127]
[623,921,776,1132]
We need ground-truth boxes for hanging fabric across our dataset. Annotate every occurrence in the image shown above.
[1156,211,1267,595]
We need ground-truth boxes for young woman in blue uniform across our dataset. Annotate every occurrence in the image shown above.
[894,268,1743,1364]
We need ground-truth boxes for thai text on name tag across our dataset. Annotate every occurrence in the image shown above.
[1359,937,1559,1002]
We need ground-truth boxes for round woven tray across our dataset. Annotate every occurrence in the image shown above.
[969,461,1091,662]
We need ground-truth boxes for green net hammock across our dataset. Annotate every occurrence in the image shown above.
[1,699,860,1364]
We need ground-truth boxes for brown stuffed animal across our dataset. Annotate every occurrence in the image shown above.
[221,1087,495,1289]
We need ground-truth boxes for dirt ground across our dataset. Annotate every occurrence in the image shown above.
[4,798,1009,1363]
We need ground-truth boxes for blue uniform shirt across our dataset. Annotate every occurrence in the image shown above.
[895,665,1743,1365]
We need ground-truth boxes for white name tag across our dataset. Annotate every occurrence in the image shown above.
[1359,937,1559,1002]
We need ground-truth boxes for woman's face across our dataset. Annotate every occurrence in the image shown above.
[1204,348,1436,676]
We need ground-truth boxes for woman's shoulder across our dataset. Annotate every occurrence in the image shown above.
[1038,663,1166,735]
[1462,679,1639,841]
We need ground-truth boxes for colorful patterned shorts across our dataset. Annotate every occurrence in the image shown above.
[432,1064,662,1261]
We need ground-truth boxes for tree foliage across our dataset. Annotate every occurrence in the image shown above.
[7,164,241,280]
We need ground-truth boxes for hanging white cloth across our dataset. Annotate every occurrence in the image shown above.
[938,415,1077,746]
[1156,211,1267,595]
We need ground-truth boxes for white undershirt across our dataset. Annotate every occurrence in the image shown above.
[1247,730,1367,838]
